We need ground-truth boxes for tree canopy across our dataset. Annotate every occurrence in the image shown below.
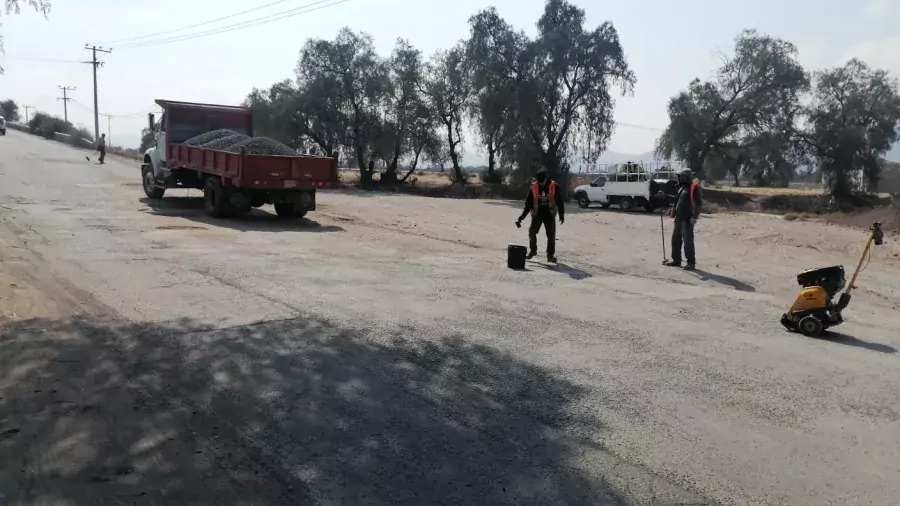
[656,30,809,183]
[799,59,900,196]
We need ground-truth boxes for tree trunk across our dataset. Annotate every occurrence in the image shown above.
[356,142,372,187]
[400,149,423,183]
[486,137,496,176]
[443,119,465,185]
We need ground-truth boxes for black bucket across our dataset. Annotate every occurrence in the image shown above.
[507,245,527,270]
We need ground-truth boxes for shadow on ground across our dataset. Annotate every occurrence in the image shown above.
[139,197,345,233]
[532,262,593,280]
[688,269,756,293]
[823,331,899,354]
[0,315,623,505]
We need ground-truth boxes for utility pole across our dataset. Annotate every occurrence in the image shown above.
[101,114,112,147]
[24,105,35,123]
[83,44,112,142]
[57,86,76,123]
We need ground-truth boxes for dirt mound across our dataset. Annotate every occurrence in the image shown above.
[183,129,237,147]
[200,134,250,150]
[224,137,296,156]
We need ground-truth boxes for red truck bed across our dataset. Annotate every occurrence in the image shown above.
[168,143,338,190]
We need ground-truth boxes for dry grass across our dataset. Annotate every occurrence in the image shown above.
[708,185,824,196]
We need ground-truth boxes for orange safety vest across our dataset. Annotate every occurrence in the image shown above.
[531,181,557,216]
[669,180,700,218]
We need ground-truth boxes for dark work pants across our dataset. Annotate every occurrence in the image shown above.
[671,219,695,265]
[528,213,556,257]
[98,148,106,164]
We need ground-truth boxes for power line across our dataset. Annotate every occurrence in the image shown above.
[95,0,302,45]
[111,0,350,49]
[1,55,81,63]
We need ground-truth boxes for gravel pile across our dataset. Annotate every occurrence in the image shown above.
[200,133,250,150]
[224,137,297,156]
[183,129,237,146]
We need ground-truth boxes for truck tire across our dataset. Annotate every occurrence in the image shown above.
[576,193,590,209]
[296,209,308,219]
[142,165,165,199]
[274,202,296,219]
[620,197,634,212]
[204,177,234,218]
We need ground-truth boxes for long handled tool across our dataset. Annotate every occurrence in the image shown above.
[657,191,668,264]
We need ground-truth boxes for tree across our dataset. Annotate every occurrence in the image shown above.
[466,8,524,178]
[381,38,426,183]
[422,44,472,184]
[400,102,441,182]
[0,98,18,121]
[800,59,900,196]
[656,30,809,179]
[467,0,635,189]
[298,28,388,186]
[0,1,51,73]
[139,127,155,152]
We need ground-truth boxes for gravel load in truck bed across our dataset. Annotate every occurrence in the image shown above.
[183,129,238,146]
[199,133,250,150]
[223,137,297,156]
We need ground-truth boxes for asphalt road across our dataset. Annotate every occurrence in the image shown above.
[2,130,900,505]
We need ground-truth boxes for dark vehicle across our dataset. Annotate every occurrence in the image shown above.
[141,99,337,218]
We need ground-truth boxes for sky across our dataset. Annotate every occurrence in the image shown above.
[1,0,898,162]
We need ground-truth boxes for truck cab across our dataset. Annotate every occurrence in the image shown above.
[143,100,252,187]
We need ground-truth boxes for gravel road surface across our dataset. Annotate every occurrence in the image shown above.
[2,130,900,505]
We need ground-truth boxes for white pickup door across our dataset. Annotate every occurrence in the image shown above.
[585,176,610,204]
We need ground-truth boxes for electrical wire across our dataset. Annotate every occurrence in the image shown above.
[95,0,303,45]
[0,56,81,63]
[112,0,350,49]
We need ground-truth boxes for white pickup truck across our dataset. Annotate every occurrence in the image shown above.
[573,162,683,212]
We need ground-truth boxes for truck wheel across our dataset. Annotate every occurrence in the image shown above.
[142,166,165,199]
[576,193,590,209]
[296,209,308,219]
[620,197,634,212]
[274,202,296,219]
[204,177,234,218]
[644,202,655,213]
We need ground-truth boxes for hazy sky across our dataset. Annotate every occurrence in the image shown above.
[1,0,898,157]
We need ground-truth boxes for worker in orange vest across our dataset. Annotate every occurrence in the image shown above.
[665,169,703,270]
[516,169,565,263]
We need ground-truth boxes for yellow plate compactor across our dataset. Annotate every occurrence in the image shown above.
[781,221,884,337]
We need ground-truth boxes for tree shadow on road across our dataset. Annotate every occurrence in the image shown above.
[822,331,899,354]
[0,314,623,505]
[139,197,346,233]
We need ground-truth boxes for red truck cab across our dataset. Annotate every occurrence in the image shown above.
[141,99,338,219]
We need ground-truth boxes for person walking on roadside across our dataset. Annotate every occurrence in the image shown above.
[96,133,107,165]
[665,169,703,270]
[516,169,565,263]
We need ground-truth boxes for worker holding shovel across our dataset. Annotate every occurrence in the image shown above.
[96,133,107,164]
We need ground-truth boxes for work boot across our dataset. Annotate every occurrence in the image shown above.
[547,255,558,264]
[526,251,537,260]
[683,263,696,271]
[664,260,681,267]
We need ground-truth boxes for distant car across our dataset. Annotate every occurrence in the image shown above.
[0,116,6,136]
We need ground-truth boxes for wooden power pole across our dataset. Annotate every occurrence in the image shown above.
[83,45,112,142]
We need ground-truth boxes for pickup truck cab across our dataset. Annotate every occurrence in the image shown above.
[574,161,682,212]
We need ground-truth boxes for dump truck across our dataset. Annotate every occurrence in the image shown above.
[141,99,338,218]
